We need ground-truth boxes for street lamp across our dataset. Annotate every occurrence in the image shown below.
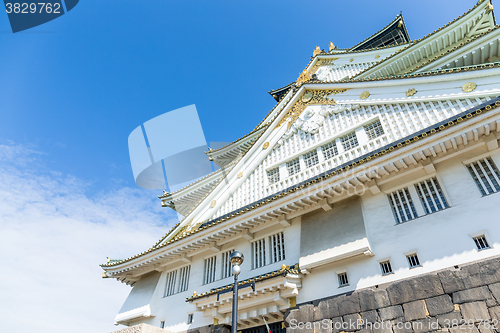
[230,251,244,333]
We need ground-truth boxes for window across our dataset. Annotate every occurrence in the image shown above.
[160,321,165,329]
[340,132,359,151]
[286,158,301,176]
[221,249,234,279]
[203,256,217,284]
[252,238,266,269]
[270,232,285,264]
[267,168,280,185]
[407,253,421,269]
[473,235,490,251]
[380,261,393,275]
[322,141,338,160]
[164,270,177,297]
[364,120,385,140]
[187,314,193,324]
[388,188,418,224]
[304,150,319,168]
[338,272,349,287]
[178,265,191,293]
[414,178,449,214]
[467,157,500,196]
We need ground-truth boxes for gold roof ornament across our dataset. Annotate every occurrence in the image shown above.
[350,58,354,62]
[398,20,403,28]
[262,142,270,149]
[313,46,321,57]
[462,82,477,92]
[375,55,380,59]
[237,172,243,178]
[486,3,493,13]
[296,69,311,87]
[406,88,417,97]
[360,91,370,99]
[329,41,335,51]
[210,200,216,208]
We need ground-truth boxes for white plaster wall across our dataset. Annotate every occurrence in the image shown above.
[297,147,500,305]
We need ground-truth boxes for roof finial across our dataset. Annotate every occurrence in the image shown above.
[329,41,335,51]
[398,20,403,28]
[313,46,321,57]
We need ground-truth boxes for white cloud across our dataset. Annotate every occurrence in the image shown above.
[0,142,177,333]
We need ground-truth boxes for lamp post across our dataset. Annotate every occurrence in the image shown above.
[230,251,244,333]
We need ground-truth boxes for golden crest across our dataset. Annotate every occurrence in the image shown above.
[210,200,216,208]
[374,55,380,59]
[263,142,270,149]
[301,92,313,103]
[237,172,243,178]
[329,41,335,51]
[313,46,321,57]
[406,88,417,97]
[360,91,370,99]
[462,82,476,92]
[350,58,354,62]
[296,69,311,87]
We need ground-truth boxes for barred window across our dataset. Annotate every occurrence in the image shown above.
[340,132,359,151]
[252,238,266,269]
[286,158,301,176]
[388,188,418,224]
[414,178,449,214]
[473,235,490,251]
[203,256,217,285]
[267,168,280,184]
[178,265,191,293]
[364,120,385,140]
[380,261,393,275]
[164,270,177,296]
[304,150,319,168]
[407,253,421,269]
[467,157,500,196]
[187,314,193,324]
[269,232,285,264]
[338,272,349,287]
[221,249,234,279]
[322,141,338,160]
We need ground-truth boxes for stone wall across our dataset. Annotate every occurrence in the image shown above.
[111,323,172,333]
[187,324,231,333]
[284,256,500,333]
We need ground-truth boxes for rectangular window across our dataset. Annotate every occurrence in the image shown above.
[286,158,301,176]
[380,261,393,275]
[407,253,421,269]
[269,232,285,264]
[164,270,177,297]
[473,235,490,251]
[187,314,193,324]
[414,178,449,214]
[221,249,233,279]
[338,272,349,287]
[322,141,338,160]
[364,120,385,140]
[178,265,191,293]
[340,132,359,151]
[304,150,319,168]
[267,168,280,185]
[160,321,165,329]
[203,256,217,285]
[388,188,418,224]
[467,157,500,196]
[252,238,266,269]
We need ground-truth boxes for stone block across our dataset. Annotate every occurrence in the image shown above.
[462,260,500,289]
[449,328,479,333]
[403,300,428,322]
[486,298,498,308]
[387,275,444,305]
[297,304,315,323]
[412,317,439,333]
[360,310,380,324]
[438,270,466,294]
[391,317,413,333]
[331,316,343,333]
[436,312,463,327]
[453,286,493,304]
[358,288,391,312]
[285,308,300,326]
[460,301,490,322]
[488,282,500,303]
[478,324,495,333]
[343,313,361,331]
[379,305,404,321]
[487,306,500,321]
[315,297,341,321]
[426,295,454,316]
[337,293,361,316]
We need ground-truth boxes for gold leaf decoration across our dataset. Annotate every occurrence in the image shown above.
[262,142,270,149]
[237,172,243,178]
[313,46,321,57]
[210,200,216,208]
[350,58,354,62]
[329,41,335,51]
[360,91,370,99]
[276,89,350,129]
[296,70,311,87]
[374,55,380,59]
[406,88,417,97]
[462,82,477,92]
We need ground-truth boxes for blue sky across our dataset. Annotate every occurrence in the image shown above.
[0,1,495,332]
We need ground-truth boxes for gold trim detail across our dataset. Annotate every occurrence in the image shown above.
[375,55,380,59]
[360,91,370,99]
[313,46,321,57]
[296,70,311,87]
[263,142,270,149]
[462,82,477,92]
[350,58,354,62]
[309,58,340,74]
[210,200,216,208]
[237,172,243,178]
[329,41,335,51]
[276,89,350,129]
[406,88,417,97]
